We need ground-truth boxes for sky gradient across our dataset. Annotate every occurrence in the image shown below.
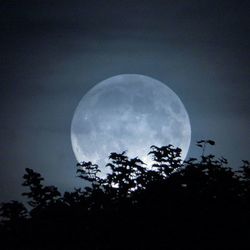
[0,0,249,202]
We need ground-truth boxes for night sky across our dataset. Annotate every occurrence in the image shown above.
[0,0,249,203]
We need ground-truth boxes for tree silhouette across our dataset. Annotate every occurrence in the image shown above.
[149,144,182,176]
[0,141,249,250]
[22,168,61,217]
[0,201,27,223]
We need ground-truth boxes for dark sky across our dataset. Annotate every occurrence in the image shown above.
[0,0,249,202]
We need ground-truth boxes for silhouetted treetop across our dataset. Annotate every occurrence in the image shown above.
[22,168,61,215]
[0,140,249,250]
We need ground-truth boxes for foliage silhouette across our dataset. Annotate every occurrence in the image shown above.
[0,141,249,250]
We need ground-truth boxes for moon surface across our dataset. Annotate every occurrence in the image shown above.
[71,74,191,174]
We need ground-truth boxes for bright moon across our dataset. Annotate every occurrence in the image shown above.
[71,74,191,173]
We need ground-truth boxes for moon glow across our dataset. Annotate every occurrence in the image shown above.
[71,74,191,173]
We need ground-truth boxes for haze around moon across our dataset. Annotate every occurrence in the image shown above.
[71,74,191,173]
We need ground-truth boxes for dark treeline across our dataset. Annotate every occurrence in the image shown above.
[0,140,250,250]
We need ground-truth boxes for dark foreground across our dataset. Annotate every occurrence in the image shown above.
[1,142,250,249]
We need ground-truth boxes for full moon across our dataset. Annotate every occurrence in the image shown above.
[71,74,191,173]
